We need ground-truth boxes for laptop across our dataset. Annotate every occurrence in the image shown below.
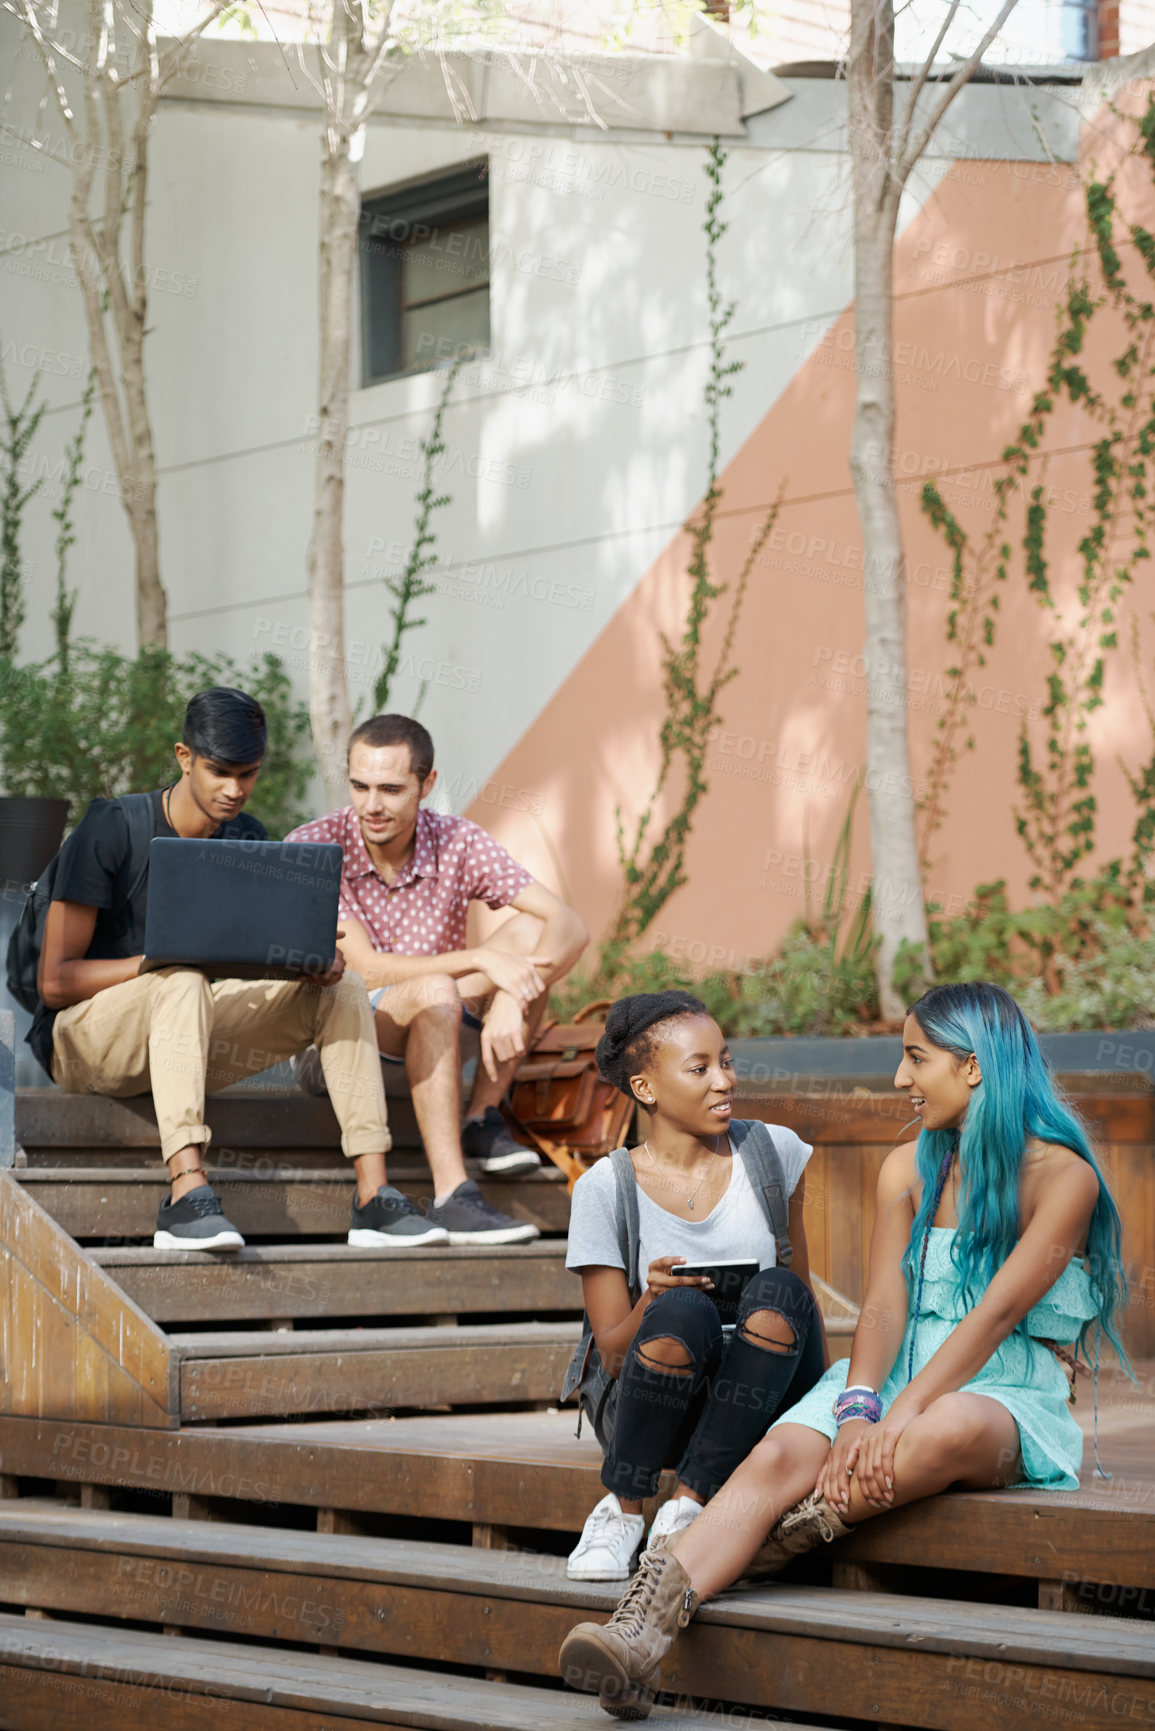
[141,837,343,980]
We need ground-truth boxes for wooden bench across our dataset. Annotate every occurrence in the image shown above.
[0,1505,1150,1731]
[4,1408,1151,1606]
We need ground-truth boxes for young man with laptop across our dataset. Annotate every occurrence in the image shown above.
[287,714,589,1245]
[28,687,447,1253]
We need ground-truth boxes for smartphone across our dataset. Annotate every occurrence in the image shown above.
[677,1258,759,1327]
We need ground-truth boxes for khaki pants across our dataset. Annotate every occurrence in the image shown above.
[51,967,390,1164]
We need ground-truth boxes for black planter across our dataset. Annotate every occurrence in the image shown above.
[0,796,69,888]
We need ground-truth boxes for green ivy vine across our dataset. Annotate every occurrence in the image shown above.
[595,140,782,987]
[919,92,1155,905]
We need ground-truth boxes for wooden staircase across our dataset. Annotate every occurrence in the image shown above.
[1,1074,1152,1730]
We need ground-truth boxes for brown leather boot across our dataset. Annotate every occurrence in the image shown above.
[748,1489,852,1577]
[558,1545,699,1720]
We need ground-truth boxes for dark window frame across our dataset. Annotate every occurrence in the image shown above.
[359,160,491,386]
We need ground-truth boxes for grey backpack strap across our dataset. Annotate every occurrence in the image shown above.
[732,1119,793,1268]
[609,1145,642,1299]
[116,792,158,909]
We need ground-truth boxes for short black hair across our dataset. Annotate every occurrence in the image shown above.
[595,991,711,1105]
[348,714,435,783]
[183,688,267,765]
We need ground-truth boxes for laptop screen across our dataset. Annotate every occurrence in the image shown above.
[142,838,343,979]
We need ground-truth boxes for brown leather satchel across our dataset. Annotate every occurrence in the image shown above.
[507,1000,635,1188]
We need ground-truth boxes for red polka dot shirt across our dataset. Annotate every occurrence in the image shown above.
[286,806,533,955]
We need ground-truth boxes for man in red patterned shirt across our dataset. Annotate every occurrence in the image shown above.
[288,714,588,1246]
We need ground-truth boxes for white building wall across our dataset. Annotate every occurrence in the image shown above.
[0,27,1078,816]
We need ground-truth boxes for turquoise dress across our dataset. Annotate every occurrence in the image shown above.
[775,1227,1099,1490]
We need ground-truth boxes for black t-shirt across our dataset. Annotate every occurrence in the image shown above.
[29,788,267,1078]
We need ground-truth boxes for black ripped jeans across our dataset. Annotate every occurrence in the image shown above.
[600,1266,825,1504]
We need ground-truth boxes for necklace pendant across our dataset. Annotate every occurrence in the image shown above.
[687,1198,695,1211]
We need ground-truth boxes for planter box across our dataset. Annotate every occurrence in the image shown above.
[722,1071,1154,1363]
[730,1031,1155,1094]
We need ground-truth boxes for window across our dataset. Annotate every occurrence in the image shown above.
[1059,0,1097,58]
[359,162,490,384]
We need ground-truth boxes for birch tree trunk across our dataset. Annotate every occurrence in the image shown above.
[300,0,402,788]
[847,0,927,1016]
[846,0,1020,1016]
[9,0,227,649]
[305,99,360,789]
[122,77,167,648]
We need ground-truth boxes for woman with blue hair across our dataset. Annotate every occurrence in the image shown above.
[560,980,1131,1721]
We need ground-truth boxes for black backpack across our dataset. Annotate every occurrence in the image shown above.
[5,793,156,1013]
[560,1120,794,1444]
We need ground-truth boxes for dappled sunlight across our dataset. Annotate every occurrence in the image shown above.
[478,92,1155,952]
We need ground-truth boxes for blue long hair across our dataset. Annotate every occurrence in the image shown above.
[902,981,1129,1368]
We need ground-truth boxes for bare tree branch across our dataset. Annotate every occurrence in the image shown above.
[898,0,1022,185]
[4,0,234,645]
[893,0,962,163]
[5,0,81,133]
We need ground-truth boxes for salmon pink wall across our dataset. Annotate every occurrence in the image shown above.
[469,101,1155,968]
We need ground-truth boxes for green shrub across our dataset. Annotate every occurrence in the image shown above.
[0,643,314,838]
[893,871,1154,1031]
[550,949,739,1028]
[568,870,1152,1040]
[726,921,880,1037]
[1017,925,1155,1031]
[551,920,881,1040]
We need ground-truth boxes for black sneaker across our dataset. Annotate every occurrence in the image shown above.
[154,1185,245,1251]
[348,1184,450,1248]
[426,1179,540,1246]
[461,1106,541,1176]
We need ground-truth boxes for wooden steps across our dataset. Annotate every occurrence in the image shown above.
[0,1612,828,1731]
[12,1088,420,1155]
[1,1173,583,1426]
[172,1321,580,1422]
[4,1110,855,1431]
[6,1408,1152,1606]
[86,1241,578,1324]
[14,1164,571,1240]
[6,1072,1152,1728]
[0,1506,1151,1730]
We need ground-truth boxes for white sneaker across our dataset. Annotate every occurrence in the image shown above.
[566,1493,646,1582]
[648,1494,703,1549]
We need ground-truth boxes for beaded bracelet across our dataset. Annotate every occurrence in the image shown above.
[832,1387,882,1426]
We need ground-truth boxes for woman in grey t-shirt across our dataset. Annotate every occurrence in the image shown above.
[565,991,828,1582]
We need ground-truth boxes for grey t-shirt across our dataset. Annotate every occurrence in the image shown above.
[565,1124,812,1281]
